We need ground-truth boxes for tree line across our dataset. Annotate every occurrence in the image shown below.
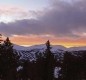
[0,35,86,80]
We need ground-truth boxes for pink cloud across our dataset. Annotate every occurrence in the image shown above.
[0,5,38,22]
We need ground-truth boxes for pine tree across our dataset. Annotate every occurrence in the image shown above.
[0,34,3,44]
[44,40,55,80]
[22,60,29,80]
[35,52,45,80]
[1,37,19,80]
[0,34,4,80]
[63,51,82,80]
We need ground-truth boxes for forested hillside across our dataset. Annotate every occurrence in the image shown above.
[0,37,86,80]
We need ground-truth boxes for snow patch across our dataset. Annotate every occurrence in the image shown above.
[54,67,61,78]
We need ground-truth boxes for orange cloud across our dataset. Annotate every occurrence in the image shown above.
[8,34,86,48]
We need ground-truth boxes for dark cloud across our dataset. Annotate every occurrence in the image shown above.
[1,0,86,38]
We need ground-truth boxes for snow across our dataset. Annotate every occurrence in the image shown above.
[54,67,61,78]
[13,44,86,51]
[17,66,23,71]
[13,44,86,61]
[13,44,29,50]
[68,46,86,51]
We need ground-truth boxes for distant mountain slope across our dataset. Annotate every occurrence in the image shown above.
[13,44,86,51]
[68,46,86,51]
[13,44,86,61]
[13,44,67,51]
[13,44,66,61]
[13,44,29,50]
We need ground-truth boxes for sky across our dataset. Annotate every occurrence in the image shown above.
[0,0,86,47]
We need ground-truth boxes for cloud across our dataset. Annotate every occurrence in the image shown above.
[0,5,38,22]
[10,34,86,47]
[40,0,86,37]
[1,0,86,38]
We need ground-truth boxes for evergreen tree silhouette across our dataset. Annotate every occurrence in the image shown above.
[22,60,29,80]
[35,52,45,80]
[44,40,55,80]
[0,37,19,80]
[0,34,3,44]
[63,51,83,80]
[0,34,4,80]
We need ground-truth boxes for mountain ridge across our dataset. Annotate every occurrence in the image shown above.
[13,44,86,51]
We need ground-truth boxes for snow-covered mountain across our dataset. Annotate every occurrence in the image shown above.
[13,44,86,61]
[68,46,86,51]
[13,44,66,61]
[13,44,29,50]
[13,44,86,51]
[13,44,66,51]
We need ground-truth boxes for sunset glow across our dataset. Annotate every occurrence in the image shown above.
[0,0,86,47]
[8,34,86,48]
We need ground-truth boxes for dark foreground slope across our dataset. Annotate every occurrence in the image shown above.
[14,44,86,80]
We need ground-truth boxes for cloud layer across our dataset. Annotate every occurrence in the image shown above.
[0,5,38,23]
[1,0,86,46]
[1,0,86,37]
